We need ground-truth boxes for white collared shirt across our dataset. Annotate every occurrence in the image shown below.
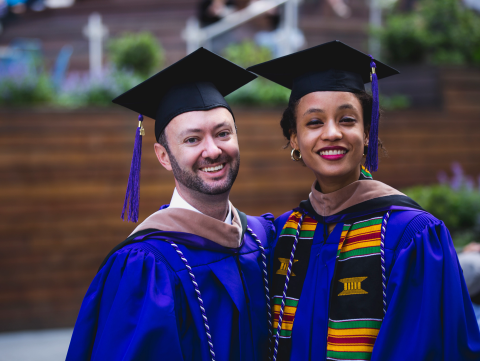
[169,188,232,225]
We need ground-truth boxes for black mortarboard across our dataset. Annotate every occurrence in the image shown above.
[113,48,256,222]
[247,40,399,173]
[113,47,257,140]
[247,40,399,102]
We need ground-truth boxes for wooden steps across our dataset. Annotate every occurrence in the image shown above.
[1,82,480,331]
[1,1,479,333]
[441,67,480,113]
[0,0,372,71]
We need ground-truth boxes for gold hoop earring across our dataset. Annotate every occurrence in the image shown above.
[291,148,302,161]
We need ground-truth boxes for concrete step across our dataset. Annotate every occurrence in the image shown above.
[0,328,73,361]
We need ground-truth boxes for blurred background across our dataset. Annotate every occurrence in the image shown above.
[0,0,479,359]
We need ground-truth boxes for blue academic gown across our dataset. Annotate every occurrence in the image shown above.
[67,213,275,361]
[274,202,480,360]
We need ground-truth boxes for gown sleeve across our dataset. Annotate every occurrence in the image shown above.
[258,212,276,246]
[372,218,480,360]
[66,246,184,361]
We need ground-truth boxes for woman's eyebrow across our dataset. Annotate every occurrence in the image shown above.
[338,103,354,110]
[303,108,324,116]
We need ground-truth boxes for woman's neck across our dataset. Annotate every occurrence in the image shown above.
[315,166,361,194]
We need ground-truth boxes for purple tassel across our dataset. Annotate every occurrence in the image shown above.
[365,55,380,172]
[121,114,144,222]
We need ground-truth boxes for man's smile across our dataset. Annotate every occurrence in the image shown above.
[199,163,225,173]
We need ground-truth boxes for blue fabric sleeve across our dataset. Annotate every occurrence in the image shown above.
[66,247,184,361]
[257,213,276,247]
[372,219,480,360]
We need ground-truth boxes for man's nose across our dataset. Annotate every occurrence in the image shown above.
[202,136,222,159]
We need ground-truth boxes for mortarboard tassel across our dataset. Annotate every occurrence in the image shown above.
[121,114,145,222]
[365,55,380,172]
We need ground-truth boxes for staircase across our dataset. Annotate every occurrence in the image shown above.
[0,0,197,70]
[0,0,371,71]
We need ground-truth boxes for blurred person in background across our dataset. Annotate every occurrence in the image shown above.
[66,48,275,361]
[6,0,27,13]
[6,0,44,13]
[248,40,480,360]
[197,0,241,54]
[326,0,351,18]
[198,0,236,27]
[459,242,480,328]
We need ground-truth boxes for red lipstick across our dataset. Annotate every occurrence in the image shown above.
[318,146,348,160]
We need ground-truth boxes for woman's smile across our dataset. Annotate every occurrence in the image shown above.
[318,146,348,160]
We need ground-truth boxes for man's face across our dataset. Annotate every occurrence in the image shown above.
[154,107,240,195]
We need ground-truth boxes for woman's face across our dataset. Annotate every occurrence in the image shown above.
[290,91,367,191]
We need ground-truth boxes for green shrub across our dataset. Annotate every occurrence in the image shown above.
[403,185,480,247]
[0,72,54,106]
[223,41,290,106]
[56,69,143,108]
[376,0,480,65]
[226,79,290,106]
[379,94,410,110]
[223,40,272,68]
[376,13,427,64]
[108,32,165,77]
[421,0,480,65]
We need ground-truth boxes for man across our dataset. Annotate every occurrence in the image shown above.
[66,48,275,361]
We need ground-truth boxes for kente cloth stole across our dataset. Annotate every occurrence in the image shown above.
[271,210,386,361]
[360,165,373,180]
[327,213,385,361]
[272,211,317,361]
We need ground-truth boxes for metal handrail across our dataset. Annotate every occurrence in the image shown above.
[182,0,303,56]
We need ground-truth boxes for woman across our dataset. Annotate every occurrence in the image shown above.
[248,41,480,360]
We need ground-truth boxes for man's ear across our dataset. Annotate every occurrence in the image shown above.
[154,143,173,171]
[290,131,299,150]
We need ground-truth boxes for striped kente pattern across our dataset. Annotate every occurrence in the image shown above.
[360,165,373,180]
[327,216,384,360]
[337,217,383,262]
[272,212,316,339]
[326,318,382,360]
[273,296,298,338]
[279,212,316,240]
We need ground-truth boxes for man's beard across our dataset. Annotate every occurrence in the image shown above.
[169,151,240,195]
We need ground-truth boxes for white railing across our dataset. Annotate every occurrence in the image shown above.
[182,0,304,57]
